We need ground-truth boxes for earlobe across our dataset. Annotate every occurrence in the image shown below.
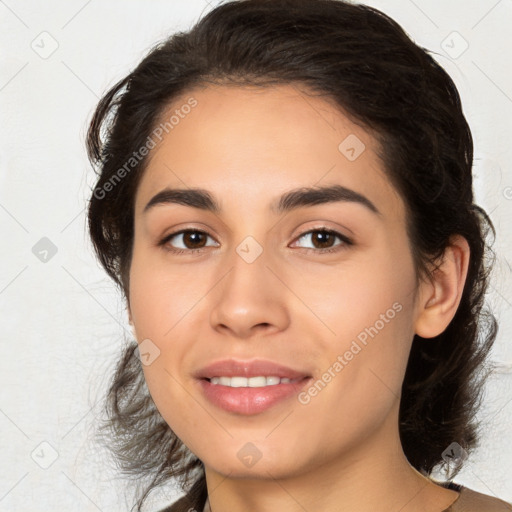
[414,235,470,339]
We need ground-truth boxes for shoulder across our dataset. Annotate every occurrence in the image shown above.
[156,484,512,512]
[449,485,512,512]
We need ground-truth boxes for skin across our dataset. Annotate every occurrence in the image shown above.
[127,84,469,512]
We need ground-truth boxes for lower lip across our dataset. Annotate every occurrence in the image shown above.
[197,377,312,415]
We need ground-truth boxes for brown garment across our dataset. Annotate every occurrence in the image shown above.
[159,480,512,512]
[441,482,512,512]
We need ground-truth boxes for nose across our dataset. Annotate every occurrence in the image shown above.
[209,245,290,339]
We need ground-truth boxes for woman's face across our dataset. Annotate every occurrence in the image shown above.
[128,84,427,478]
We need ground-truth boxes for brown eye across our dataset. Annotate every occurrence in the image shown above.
[160,229,218,253]
[310,231,336,249]
[292,228,353,253]
[181,231,207,248]
[159,227,352,255]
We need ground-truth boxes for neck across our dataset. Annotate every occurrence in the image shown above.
[202,402,459,512]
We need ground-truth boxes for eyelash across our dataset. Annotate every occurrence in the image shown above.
[158,227,353,255]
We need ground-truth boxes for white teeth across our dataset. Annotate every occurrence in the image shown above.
[209,376,295,387]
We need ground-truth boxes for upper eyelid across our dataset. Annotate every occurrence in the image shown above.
[162,226,351,247]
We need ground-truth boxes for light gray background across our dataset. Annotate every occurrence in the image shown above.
[1,1,511,510]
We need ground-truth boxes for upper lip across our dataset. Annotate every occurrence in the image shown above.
[195,358,312,380]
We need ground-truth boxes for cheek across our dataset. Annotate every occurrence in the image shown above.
[127,246,217,421]
[128,244,211,340]
[289,250,415,342]
[290,246,417,397]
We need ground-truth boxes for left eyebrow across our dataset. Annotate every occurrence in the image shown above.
[143,184,381,216]
[272,184,380,216]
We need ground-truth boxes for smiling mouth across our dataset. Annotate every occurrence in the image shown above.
[197,375,313,415]
[204,375,308,387]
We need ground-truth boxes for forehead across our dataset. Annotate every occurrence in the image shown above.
[134,84,404,220]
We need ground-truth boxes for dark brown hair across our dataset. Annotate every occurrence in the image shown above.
[86,1,498,510]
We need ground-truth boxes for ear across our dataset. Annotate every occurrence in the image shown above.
[414,235,470,338]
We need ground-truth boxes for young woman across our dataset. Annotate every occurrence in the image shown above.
[86,1,512,511]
